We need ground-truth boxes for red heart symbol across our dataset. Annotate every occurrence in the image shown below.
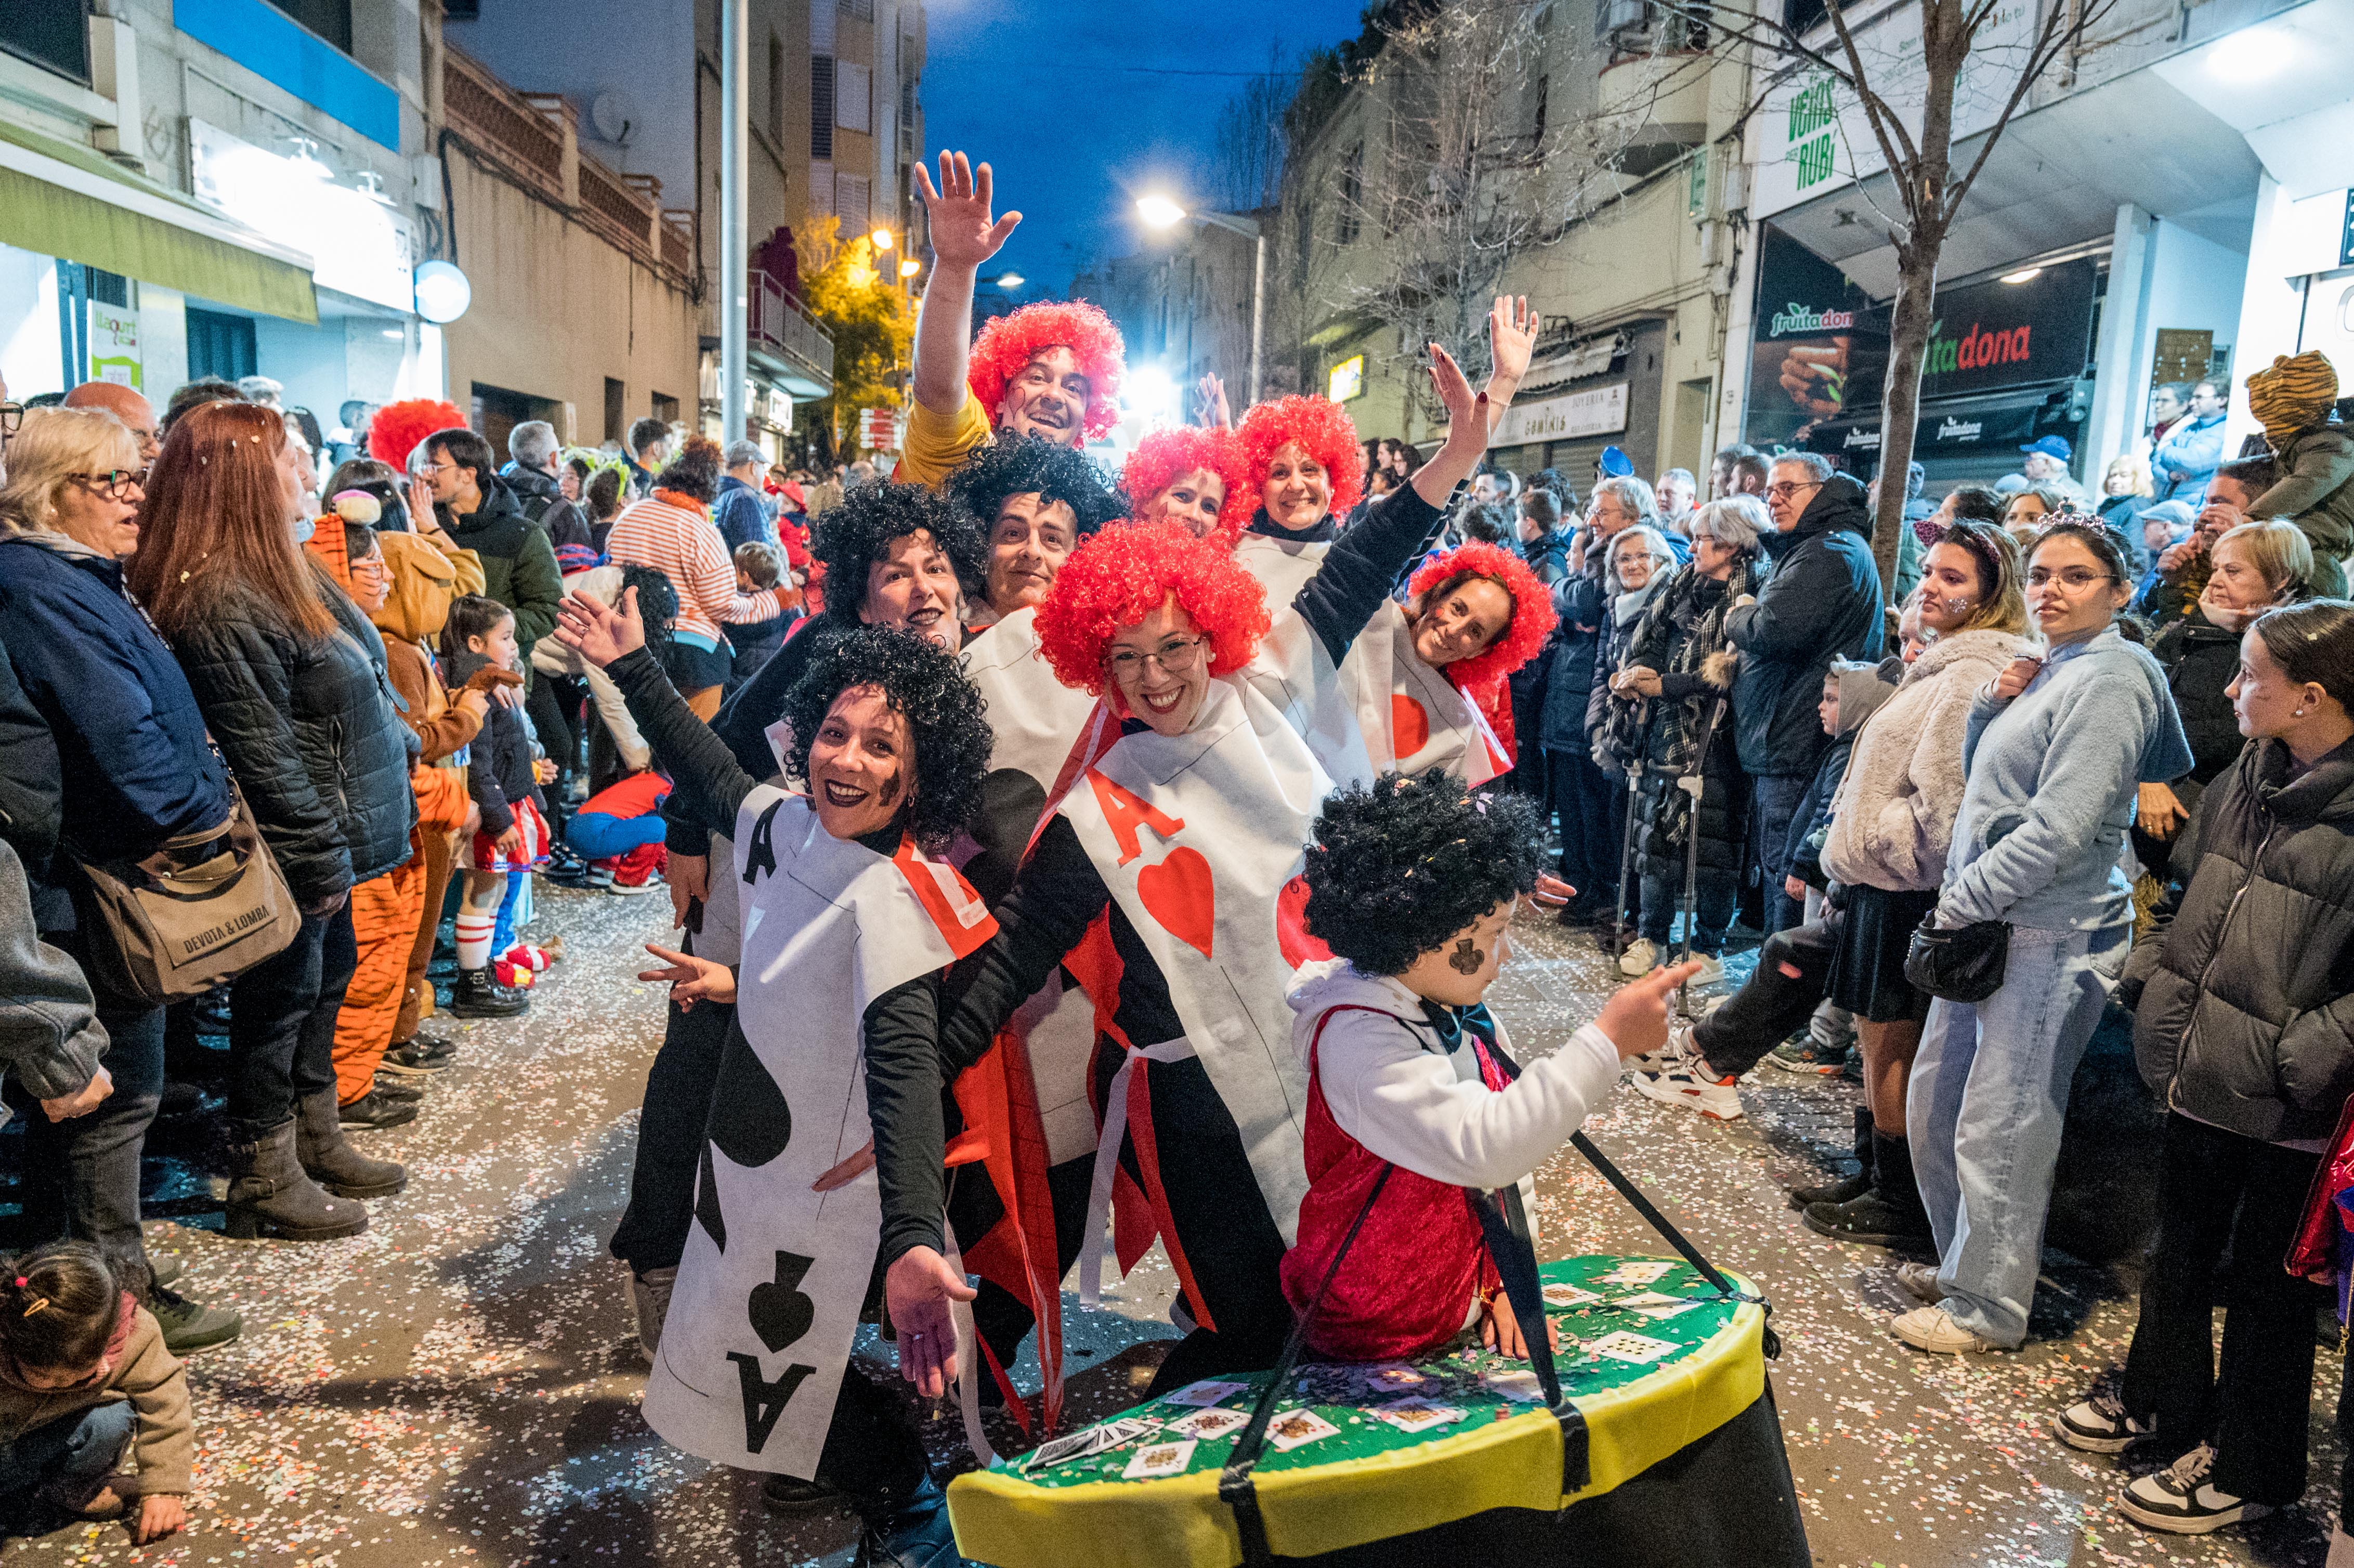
[1390,693,1431,760]
[1136,846,1216,960]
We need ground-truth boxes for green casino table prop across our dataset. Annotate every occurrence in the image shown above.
[948,1254,1808,1568]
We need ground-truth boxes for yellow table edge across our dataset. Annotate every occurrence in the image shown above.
[949,1285,1768,1568]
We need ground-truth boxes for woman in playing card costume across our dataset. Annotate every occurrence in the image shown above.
[1285,775,1694,1363]
[1231,300,1549,782]
[873,345,1496,1408]
[1121,425,1252,544]
[555,595,995,1568]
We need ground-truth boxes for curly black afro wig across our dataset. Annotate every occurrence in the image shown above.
[778,624,995,854]
[809,480,989,617]
[1302,773,1547,977]
[945,434,1130,540]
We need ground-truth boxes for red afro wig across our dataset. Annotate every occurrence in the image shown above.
[1407,541,1559,691]
[1236,396,1364,520]
[1120,427,1254,543]
[367,399,467,469]
[967,302,1127,441]
[1033,522,1272,698]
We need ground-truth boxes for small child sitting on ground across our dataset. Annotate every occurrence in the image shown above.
[0,1244,191,1545]
[1280,774,1694,1363]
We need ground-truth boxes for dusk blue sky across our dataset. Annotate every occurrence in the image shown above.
[920,0,1371,293]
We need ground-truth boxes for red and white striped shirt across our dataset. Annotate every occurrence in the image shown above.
[604,494,787,647]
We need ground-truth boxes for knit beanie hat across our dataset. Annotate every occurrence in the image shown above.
[2245,351,2338,446]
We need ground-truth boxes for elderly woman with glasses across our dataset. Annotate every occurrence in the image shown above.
[875,346,1499,1406]
[0,407,243,1351]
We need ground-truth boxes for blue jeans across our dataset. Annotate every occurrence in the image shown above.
[1636,866,1736,955]
[0,1400,133,1508]
[566,811,666,862]
[1751,775,1812,934]
[1906,922,2127,1347]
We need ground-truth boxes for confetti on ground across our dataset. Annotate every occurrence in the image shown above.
[0,885,2328,1565]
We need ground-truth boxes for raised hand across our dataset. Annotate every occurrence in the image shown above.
[1428,344,1485,447]
[1595,961,1704,1060]
[554,586,646,669]
[885,1246,979,1400]
[1196,372,1233,431]
[914,151,1021,275]
[1488,295,1539,390]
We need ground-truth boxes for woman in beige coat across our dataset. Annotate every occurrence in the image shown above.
[1803,520,2031,1247]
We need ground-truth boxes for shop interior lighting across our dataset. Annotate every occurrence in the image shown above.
[1999,268,2043,284]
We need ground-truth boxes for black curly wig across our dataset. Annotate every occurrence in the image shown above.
[945,434,1130,541]
[809,481,989,618]
[778,624,994,854]
[1302,774,1547,977]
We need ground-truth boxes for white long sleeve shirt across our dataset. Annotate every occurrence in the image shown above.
[1287,959,1623,1194]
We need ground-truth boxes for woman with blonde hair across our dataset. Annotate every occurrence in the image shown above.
[0,408,243,1351]
[128,400,418,1245]
[2099,453,2157,551]
[2139,518,2313,863]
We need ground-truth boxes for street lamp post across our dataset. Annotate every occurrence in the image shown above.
[720,0,747,445]
[1136,196,1264,407]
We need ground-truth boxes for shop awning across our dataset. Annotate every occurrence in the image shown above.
[1800,383,2073,464]
[0,119,318,324]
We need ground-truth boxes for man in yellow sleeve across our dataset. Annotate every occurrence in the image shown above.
[898,150,1127,489]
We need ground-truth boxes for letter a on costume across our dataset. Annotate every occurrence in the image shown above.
[743,798,785,885]
[1084,769,1185,866]
[728,1353,816,1454]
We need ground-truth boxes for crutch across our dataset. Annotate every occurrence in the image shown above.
[1602,698,1647,960]
[1675,696,1729,1020]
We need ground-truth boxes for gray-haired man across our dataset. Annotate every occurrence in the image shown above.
[500,420,593,553]
[713,439,778,553]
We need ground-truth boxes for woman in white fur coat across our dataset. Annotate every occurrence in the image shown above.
[1803,520,2032,1247]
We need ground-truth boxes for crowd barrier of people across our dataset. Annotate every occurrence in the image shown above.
[0,147,2348,1566]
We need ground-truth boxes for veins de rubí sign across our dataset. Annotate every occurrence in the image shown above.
[1744,224,2095,458]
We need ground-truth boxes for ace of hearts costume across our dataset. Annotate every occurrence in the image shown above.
[1232,531,1506,786]
[640,785,999,1478]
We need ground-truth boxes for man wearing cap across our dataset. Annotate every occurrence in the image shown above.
[713,442,779,553]
[899,151,1126,489]
[2020,435,2075,488]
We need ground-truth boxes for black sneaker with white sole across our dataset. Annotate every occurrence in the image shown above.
[2118,1443,2271,1534]
[2054,1370,2156,1454]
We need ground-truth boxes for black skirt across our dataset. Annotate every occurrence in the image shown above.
[660,635,735,695]
[1827,883,1941,1023]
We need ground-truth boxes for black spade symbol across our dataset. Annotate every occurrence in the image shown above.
[694,1140,727,1252]
[748,1251,817,1353]
[705,1027,792,1169]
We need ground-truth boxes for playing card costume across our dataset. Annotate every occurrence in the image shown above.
[867,485,1444,1396]
[598,624,997,1558]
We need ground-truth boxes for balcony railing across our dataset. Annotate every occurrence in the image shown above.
[439,42,695,284]
[751,268,835,390]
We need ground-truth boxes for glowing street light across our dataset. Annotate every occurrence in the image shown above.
[1135,193,1186,230]
[898,258,922,278]
[870,227,895,251]
[996,271,1025,290]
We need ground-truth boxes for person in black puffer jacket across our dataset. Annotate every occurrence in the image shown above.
[127,401,416,1247]
[1728,459,1885,934]
[2058,599,2354,1534]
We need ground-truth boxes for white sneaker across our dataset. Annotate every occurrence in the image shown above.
[1893,1261,1943,1304]
[1888,1304,2000,1354]
[2118,1442,2269,1534]
[1631,1034,1743,1121]
[2053,1370,2155,1454]
[1622,1018,1693,1076]
[1681,952,1725,985]
[1617,938,1659,977]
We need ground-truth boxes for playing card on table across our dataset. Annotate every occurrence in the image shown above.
[1481,1368,1544,1403]
[1022,1416,1159,1471]
[1541,1283,1602,1308]
[1264,1409,1342,1452]
[1357,1363,1427,1390]
[1168,1407,1249,1442]
[1610,1290,1703,1320]
[1600,1261,1675,1287]
[1122,1438,1199,1480]
[1587,1330,1679,1364]
[1374,1396,1468,1434]
[1162,1379,1250,1408]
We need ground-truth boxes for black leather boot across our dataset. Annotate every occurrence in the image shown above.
[450,966,528,1018]
[295,1090,409,1199]
[225,1121,369,1240]
[1803,1130,1933,1247]
[1789,1104,1874,1210]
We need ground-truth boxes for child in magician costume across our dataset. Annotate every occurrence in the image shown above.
[555,594,996,1568]
[871,343,1500,1406]
[1283,774,1697,1363]
[1231,299,1552,784]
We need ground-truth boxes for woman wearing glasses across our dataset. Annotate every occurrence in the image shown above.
[876,346,1496,1404]
[1890,520,2191,1355]
[0,408,243,1351]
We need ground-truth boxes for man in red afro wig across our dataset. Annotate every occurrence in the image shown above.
[1236,396,1364,535]
[899,150,1128,489]
[367,399,467,470]
[1121,426,1253,544]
